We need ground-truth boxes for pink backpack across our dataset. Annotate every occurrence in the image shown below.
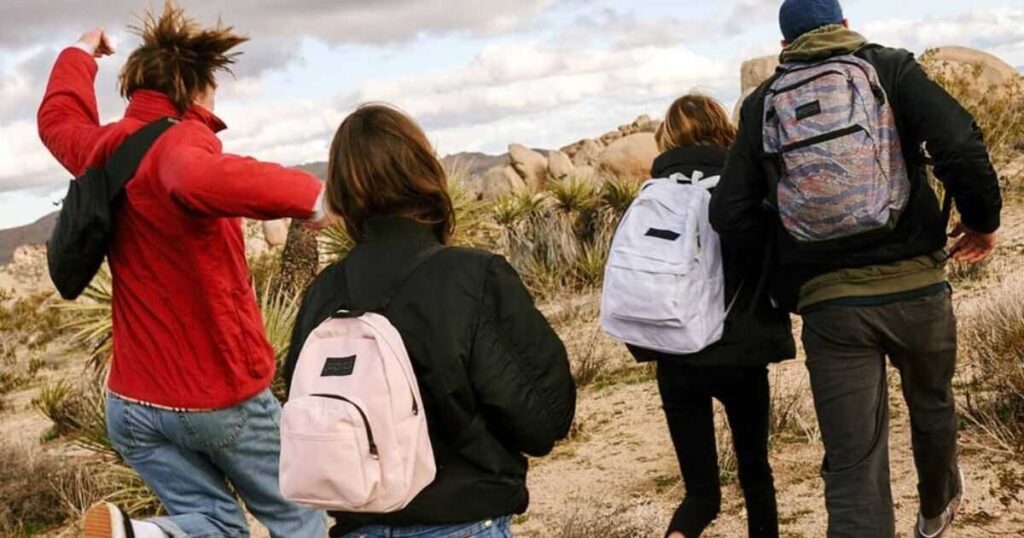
[280,248,444,512]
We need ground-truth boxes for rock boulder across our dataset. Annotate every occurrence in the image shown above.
[508,144,549,190]
[547,150,575,180]
[476,165,527,200]
[263,219,290,247]
[597,133,659,181]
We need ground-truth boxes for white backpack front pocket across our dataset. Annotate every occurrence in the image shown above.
[280,394,382,510]
[604,252,694,327]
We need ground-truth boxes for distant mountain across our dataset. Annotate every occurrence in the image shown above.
[442,152,508,178]
[0,211,57,265]
[295,151,508,184]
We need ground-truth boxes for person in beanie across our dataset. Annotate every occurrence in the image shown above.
[710,0,1002,537]
[37,3,329,537]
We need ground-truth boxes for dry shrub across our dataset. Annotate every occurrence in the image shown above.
[958,277,1024,457]
[0,442,108,536]
[767,365,820,445]
[0,289,64,367]
[557,502,662,538]
[919,50,1024,169]
[715,413,738,486]
[948,256,993,286]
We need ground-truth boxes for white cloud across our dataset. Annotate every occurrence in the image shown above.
[358,42,729,133]
[864,7,1024,65]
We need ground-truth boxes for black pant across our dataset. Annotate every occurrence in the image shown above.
[802,290,959,538]
[654,361,778,538]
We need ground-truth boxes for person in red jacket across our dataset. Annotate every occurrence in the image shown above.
[38,4,328,538]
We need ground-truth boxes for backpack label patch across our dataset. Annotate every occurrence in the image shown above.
[795,100,821,121]
[645,228,681,241]
[321,356,356,377]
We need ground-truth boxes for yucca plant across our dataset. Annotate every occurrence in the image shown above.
[56,267,113,373]
[492,190,548,228]
[319,221,355,264]
[600,176,640,219]
[549,176,599,215]
[257,275,302,400]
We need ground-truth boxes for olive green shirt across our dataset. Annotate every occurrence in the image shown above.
[798,252,948,312]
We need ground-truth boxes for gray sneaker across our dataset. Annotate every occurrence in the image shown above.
[915,469,965,538]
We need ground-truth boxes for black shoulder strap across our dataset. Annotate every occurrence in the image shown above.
[341,244,448,315]
[104,117,178,197]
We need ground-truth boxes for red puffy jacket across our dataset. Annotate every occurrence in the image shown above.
[38,47,323,409]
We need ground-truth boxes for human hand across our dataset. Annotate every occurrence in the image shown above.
[304,212,338,232]
[948,223,996,263]
[76,28,115,58]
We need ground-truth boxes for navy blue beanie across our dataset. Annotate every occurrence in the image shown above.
[779,0,845,42]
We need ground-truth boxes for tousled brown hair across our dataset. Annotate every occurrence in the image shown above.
[327,104,455,244]
[655,94,736,152]
[119,1,248,113]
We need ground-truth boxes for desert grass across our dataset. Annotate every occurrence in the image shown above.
[556,502,661,538]
[957,276,1024,458]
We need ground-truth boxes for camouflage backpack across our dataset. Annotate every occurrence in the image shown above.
[763,54,910,247]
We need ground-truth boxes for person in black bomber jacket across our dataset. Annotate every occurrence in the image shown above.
[284,104,576,538]
[709,1,1002,537]
[629,94,795,538]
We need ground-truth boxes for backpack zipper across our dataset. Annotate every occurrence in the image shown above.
[769,69,848,95]
[310,393,380,459]
[780,124,865,153]
[776,59,885,104]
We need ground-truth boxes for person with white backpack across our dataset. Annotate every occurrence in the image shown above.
[281,103,576,538]
[601,94,795,538]
[711,1,1002,536]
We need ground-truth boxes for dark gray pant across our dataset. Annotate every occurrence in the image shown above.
[801,289,960,538]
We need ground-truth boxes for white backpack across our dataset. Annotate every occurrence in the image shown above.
[600,172,735,355]
[280,248,442,512]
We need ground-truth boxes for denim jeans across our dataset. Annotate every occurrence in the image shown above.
[802,290,959,538]
[341,516,513,538]
[106,389,326,538]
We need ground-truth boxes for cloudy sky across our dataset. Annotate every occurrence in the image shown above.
[1,0,1022,229]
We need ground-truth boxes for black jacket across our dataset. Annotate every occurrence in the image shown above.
[627,146,796,367]
[283,217,576,535]
[710,45,1003,311]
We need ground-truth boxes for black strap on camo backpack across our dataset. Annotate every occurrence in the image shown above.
[337,244,449,317]
[47,117,178,300]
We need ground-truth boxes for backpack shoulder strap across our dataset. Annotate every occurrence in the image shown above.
[104,117,178,195]
[341,244,449,315]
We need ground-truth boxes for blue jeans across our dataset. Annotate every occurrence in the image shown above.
[343,516,513,538]
[106,389,326,538]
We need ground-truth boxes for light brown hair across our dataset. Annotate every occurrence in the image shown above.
[655,94,737,152]
[119,1,248,113]
[326,104,455,244]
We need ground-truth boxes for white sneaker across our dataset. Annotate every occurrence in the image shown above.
[82,501,133,538]
[915,469,965,538]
